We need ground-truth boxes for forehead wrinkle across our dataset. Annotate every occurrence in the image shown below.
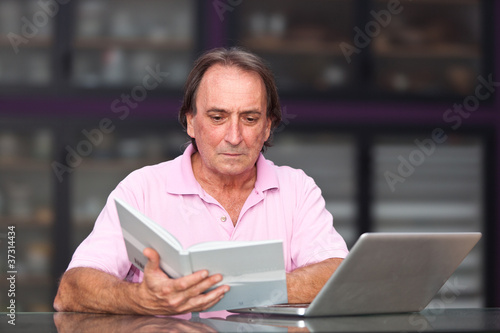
[197,65,266,113]
[204,109,265,119]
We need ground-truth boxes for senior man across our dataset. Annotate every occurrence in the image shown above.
[54,47,348,316]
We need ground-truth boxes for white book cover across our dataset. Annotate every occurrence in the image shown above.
[115,198,288,312]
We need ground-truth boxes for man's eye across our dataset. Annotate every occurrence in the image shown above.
[211,116,223,121]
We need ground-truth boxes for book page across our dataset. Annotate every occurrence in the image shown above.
[188,239,281,252]
[115,198,183,251]
[116,197,197,278]
[189,241,285,277]
[188,240,288,311]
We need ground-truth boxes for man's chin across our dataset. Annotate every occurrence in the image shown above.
[216,163,254,177]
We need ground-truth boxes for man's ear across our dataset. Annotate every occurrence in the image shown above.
[186,112,195,139]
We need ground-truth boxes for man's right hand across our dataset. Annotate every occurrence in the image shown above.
[136,247,230,315]
[53,249,229,315]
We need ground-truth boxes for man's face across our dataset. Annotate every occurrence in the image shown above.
[186,64,271,179]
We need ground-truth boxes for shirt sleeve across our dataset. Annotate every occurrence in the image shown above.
[66,178,142,280]
[289,169,349,268]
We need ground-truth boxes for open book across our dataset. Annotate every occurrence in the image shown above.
[114,198,288,312]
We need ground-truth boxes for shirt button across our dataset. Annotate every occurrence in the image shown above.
[220,216,227,222]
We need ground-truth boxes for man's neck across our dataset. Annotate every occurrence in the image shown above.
[190,152,257,193]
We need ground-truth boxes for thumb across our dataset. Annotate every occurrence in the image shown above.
[143,247,161,273]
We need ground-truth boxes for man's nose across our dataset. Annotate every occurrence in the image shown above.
[225,119,243,146]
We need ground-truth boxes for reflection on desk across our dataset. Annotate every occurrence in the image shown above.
[2,308,500,332]
[53,312,217,333]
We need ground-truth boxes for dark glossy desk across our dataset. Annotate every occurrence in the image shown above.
[2,308,500,332]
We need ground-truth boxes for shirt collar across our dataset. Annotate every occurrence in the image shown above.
[254,151,279,193]
[165,144,202,195]
[166,144,279,195]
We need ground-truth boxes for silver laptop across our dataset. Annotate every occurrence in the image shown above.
[229,232,481,317]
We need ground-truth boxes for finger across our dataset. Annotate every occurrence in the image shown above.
[205,285,230,300]
[188,285,230,312]
[177,287,228,313]
[170,274,228,311]
[174,272,223,295]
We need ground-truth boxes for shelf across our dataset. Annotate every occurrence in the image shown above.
[73,37,193,51]
[0,158,51,172]
[18,275,53,286]
[0,275,52,287]
[0,36,53,49]
[243,37,348,56]
[0,215,54,228]
[373,42,480,59]
[373,202,480,220]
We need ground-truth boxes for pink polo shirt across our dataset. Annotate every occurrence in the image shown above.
[68,144,348,284]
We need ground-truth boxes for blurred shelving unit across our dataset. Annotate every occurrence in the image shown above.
[0,0,53,87]
[0,0,496,312]
[68,127,189,254]
[0,0,201,311]
[233,0,357,94]
[0,0,490,99]
[371,0,482,96]
[372,134,486,308]
[0,126,55,312]
[265,127,490,308]
[71,0,197,90]
[231,0,486,99]
[264,132,358,247]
